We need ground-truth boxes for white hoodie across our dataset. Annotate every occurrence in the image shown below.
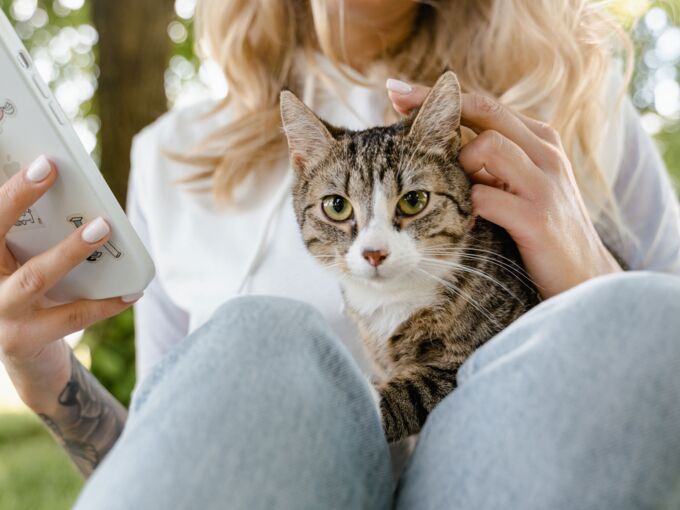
[128,56,680,382]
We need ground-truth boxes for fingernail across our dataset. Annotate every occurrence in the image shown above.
[121,292,143,303]
[386,78,412,95]
[26,155,52,182]
[81,217,110,243]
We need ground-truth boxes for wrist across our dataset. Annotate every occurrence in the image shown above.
[592,239,624,278]
[7,339,72,415]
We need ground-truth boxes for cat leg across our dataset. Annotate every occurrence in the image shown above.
[378,364,459,443]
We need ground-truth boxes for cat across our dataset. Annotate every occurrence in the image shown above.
[280,71,541,443]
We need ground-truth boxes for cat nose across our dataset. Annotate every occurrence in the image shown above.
[362,249,389,267]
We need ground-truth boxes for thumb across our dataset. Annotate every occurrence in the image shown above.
[386,79,430,115]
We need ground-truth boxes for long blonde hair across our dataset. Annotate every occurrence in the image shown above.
[183,0,632,227]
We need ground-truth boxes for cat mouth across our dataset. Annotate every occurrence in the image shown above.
[355,267,406,286]
[346,268,387,284]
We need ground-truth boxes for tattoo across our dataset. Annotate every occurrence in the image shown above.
[38,350,127,477]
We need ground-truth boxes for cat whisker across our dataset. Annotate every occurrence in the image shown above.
[459,234,540,282]
[420,257,521,303]
[456,254,536,290]
[461,260,533,291]
[420,246,536,286]
[420,250,536,290]
[424,244,525,267]
[415,268,503,330]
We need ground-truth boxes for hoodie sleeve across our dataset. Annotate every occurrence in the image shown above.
[126,133,190,384]
[612,96,680,274]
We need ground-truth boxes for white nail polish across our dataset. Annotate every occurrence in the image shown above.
[26,155,51,182]
[121,292,144,303]
[81,217,110,243]
[386,78,412,95]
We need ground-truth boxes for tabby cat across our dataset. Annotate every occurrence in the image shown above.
[280,71,541,443]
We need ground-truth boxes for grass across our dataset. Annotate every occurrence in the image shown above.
[0,413,83,510]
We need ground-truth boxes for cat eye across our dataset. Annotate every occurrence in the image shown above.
[397,191,429,216]
[322,195,353,222]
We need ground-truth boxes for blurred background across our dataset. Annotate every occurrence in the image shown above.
[0,0,679,508]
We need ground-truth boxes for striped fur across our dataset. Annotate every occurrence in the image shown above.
[281,72,540,443]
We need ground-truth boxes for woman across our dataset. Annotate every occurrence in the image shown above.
[2,0,680,508]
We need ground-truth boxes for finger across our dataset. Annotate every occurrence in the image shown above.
[470,184,535,245]
[461,94,554,169]
[27,295,141,352]
[514,111,563,148]
[4,217,111,306]
[386,79,431,115]
[0,246,19,276]
[459,130,545,198]
[468,167,505,188]
[0,156,56,240]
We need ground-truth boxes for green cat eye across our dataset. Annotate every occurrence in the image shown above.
[322,195,353,221]
[397,191,429,216]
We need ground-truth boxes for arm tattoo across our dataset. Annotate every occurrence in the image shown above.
[38,350,127,477]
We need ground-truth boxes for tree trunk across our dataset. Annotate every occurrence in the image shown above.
[92,0,173,206]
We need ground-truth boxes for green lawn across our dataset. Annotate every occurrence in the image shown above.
[0,413,82,510]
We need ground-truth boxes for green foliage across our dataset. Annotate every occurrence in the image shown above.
[0,413,82,510]
[172,15,196,61]
[629,1,680,184]
[0,0,101,160]
[657,125,680,185]
[81,309,136,408]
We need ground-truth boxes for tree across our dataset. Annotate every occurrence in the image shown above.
[92,0,174,206]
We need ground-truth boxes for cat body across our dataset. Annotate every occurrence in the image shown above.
[280,72,540,442]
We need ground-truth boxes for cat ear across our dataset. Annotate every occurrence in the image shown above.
[407,71,462,154]
[280,90,334,173]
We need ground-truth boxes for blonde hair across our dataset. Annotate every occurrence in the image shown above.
[183,0,633,228]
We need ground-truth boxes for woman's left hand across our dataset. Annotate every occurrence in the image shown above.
[387,80,622,299]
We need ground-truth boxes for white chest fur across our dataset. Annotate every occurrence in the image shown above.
[342,275,441,357]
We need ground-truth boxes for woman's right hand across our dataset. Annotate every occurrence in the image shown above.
[0,156,139,414]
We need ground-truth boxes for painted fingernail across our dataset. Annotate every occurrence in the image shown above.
[81,217,110,243]
[121,292,143,303]
[386,78,412,95]
[26,155,52,182]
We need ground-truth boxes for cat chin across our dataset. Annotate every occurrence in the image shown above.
[341,274,441,341]
[344,272,409,291]
[323,264,405,288]
[341,270,438,308]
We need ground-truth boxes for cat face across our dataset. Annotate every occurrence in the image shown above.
[281,72,473,290]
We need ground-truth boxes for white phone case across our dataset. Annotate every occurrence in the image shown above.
[0,9,154,302]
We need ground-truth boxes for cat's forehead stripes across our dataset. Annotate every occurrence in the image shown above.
[339,127,408,191]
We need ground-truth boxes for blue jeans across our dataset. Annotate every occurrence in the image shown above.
[74,272,680,509]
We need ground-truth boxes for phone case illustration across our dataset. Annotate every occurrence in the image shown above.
[68,215,123,262]
[0,100,16,133]
[1,154,46,232]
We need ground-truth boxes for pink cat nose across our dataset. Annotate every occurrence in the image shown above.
[362,249,389,268]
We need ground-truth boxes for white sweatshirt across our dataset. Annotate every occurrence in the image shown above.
[127,59,680,382]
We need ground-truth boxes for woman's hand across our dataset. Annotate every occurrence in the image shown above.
[0,156,138,414]
[386,79,622,298]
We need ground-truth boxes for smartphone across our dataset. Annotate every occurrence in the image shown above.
[0,9,155,303]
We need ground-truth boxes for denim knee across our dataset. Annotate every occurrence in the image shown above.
[206,295,342,358]
[572,271,680,313]
[401,273,680,510]
[458,271,680,385]
[131,296,350,414]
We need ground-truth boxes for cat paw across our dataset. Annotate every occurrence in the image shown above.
[367,381,382,420]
